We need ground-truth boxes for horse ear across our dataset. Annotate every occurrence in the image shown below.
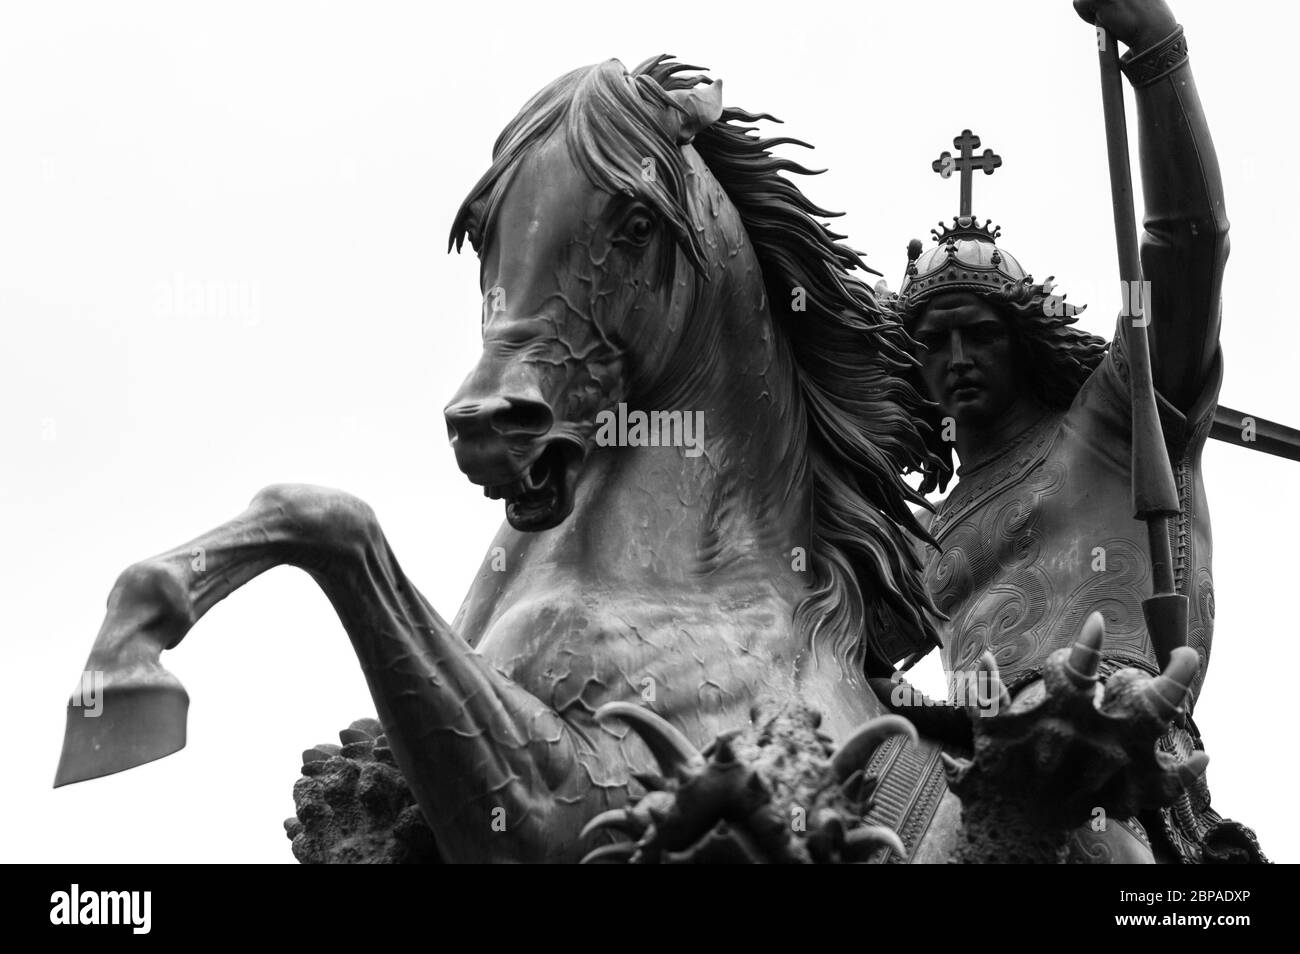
[666,80,723,145]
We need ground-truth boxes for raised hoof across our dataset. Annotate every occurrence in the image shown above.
[53,670,189,787]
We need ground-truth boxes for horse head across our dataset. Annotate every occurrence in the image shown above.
[445,60,729,532]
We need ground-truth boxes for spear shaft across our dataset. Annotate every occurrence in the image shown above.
[1212,405,1300,462]
[1096,30,1187,671]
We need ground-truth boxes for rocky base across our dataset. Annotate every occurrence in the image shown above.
[284,718,441,864]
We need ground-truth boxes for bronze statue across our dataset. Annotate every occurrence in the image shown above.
[875,0,1264,862]
[55,3,1244,863]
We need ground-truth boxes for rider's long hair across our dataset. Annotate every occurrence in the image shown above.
[450,55,948,674]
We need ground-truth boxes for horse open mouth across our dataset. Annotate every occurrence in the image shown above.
[483,441,580,532]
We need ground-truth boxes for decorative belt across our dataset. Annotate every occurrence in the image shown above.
[858,733,948,863]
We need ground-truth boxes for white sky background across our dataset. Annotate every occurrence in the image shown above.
[1,0,1294,863]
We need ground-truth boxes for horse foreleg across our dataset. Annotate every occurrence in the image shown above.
[57,483,605,862]
[55,487,298,788]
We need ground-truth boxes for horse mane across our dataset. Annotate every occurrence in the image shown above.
[449,55,944,674]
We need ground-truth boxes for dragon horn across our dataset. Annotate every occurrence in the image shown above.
[845,825,907,860]
[831,715,917,782]
[1144,646,1200,720]
[1065,612,1106,687]
[595,702,705,780]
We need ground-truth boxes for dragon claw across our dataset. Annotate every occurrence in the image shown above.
[580,703,911,863]
[975,650,1012,711]
[845,824,906,860]
[946,613,1212,860]
[579,842,639,864]
[579,808,640,841]
[1144,646,1199,721]
[1065,611,1106,687]
[831,714,917,782]
[595,702,705,780]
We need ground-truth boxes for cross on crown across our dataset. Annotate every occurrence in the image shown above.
[931,129,1002,218]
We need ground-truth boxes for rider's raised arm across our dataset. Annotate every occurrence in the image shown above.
[1126,15,1229,414]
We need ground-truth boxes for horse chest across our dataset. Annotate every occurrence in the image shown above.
[474,584,792,721]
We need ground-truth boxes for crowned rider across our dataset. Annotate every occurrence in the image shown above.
[876,0,1264,862]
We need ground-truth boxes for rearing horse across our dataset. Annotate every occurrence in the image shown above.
[56,56,960,862]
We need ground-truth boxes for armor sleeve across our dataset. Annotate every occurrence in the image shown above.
[1126,28,1229,415]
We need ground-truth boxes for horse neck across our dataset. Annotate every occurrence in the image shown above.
[542,215,811,589]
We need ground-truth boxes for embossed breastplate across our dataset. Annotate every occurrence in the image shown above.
[929,413,1058,539]
[922,407,1214,704]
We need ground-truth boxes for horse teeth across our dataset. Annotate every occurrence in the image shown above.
[522,465,547,492]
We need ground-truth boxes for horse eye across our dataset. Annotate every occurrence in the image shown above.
[620,211,656,246]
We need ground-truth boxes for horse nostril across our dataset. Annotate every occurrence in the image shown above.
[498,398,553,436]
[445,398,505,441]
[444,396,552,440]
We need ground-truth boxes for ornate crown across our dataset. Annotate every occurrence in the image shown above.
[899,130,1032,307]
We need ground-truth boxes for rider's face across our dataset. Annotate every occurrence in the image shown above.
[912,293,1017,427]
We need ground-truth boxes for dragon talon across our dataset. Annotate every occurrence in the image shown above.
[595,702,705,779]
[580,808,639,841]
[1065,611,1106,687]
[976,650,1012,710]
[1145,646,1200,720]
[939,751,969,782]
[831,715,917,782]
[845,824,906,859]
[579,842,639,864]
